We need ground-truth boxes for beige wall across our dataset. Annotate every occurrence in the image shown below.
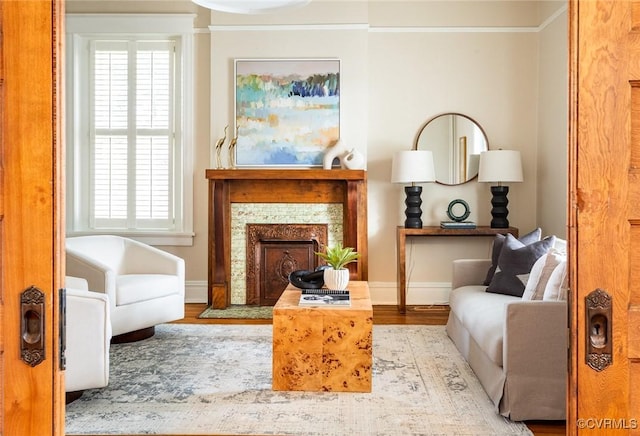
[537,2,568,239]
[65,0,568,305]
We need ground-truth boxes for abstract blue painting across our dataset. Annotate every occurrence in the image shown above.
[234,59,340,167]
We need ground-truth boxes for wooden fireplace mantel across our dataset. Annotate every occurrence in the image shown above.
[206,169,368,308]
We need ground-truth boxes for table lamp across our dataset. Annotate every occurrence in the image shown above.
[191,0,311,14]
[391,150,436,228]
[477,150,523,228]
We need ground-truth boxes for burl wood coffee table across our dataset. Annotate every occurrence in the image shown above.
[272,280,373,392]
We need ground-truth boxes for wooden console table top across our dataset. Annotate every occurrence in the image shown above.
[397,225,519,237]
[396,226,519,314]
[272,281,373,392]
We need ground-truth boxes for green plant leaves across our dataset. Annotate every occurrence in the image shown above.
[315,242,360,270]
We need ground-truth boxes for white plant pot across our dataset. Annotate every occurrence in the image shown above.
[323,268,350,290]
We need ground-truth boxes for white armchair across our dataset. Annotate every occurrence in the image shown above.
[65,235,185,342]
[65,276,111,403]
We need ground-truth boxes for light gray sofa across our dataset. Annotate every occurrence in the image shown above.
[446,257,567,421]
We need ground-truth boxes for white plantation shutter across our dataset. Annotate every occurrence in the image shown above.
[90,40,176,230]
[66,14,194,245]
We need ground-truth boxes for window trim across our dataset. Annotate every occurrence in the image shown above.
[66,14,195,246]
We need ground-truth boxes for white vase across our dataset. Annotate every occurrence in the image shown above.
[342,148,365,170]
[323,268,350,290]
[323,139,348,169]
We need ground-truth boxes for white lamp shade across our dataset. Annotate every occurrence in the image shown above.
[192,0,311,14]
[391,150,436,184]
[477,150,523,183]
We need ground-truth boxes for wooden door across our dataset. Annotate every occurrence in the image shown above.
[0,1,65,435]
[569,0,640,433]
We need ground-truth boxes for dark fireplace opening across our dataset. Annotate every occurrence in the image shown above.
[246,224,328,306]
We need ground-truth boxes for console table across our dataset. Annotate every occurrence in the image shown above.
[396,226,519,313]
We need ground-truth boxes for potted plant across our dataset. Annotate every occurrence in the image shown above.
[315,242,360,290]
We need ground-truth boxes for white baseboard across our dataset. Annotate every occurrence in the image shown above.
[185,280,452,306]
[185,280,208,303]
[367,281,451,306]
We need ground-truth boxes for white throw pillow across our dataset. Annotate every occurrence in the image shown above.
[521,249,564,300]
[543,260,568,301]
[521,254,548,300]
[553,238,568,256]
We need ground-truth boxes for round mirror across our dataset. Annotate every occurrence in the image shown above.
[415,113,489,185]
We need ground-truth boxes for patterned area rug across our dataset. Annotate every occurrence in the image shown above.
[198,304,273,319]
[65,324,532,435]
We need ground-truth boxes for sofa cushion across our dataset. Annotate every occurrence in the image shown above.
[116,274,182,306]
[483,228,542,285]
[543,260,568,301]
[448,285,518,366]
[521,249,565,300]
[487,234,556,297]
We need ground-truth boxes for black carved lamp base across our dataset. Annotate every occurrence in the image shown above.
[490,185,510,228]
[404,185,423,229]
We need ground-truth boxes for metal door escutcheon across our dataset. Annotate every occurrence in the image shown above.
[20,286,45,367]
[585,288,612,371]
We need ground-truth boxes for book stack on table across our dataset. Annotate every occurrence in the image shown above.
[440,221,477,229]
[299,289,351,306]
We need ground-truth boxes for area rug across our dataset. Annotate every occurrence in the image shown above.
[65,324,532,435]
[198,304,273,319]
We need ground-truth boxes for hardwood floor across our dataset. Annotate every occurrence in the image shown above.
[176,303,566,436]
[176,302,453,325]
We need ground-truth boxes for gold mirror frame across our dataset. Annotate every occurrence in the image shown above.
[414,113,489,185]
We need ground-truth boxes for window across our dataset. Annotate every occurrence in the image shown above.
[66,15,194,245]
[91,40,175,230]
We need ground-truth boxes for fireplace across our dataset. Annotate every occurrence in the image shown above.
[230,203,342,305]
[206,169,368,309]
[246,223,328,305]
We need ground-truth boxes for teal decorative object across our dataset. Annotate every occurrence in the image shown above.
[446,199,471,222]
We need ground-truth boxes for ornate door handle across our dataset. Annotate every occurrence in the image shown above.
[20,286,45,367]
[585,288,612,371]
